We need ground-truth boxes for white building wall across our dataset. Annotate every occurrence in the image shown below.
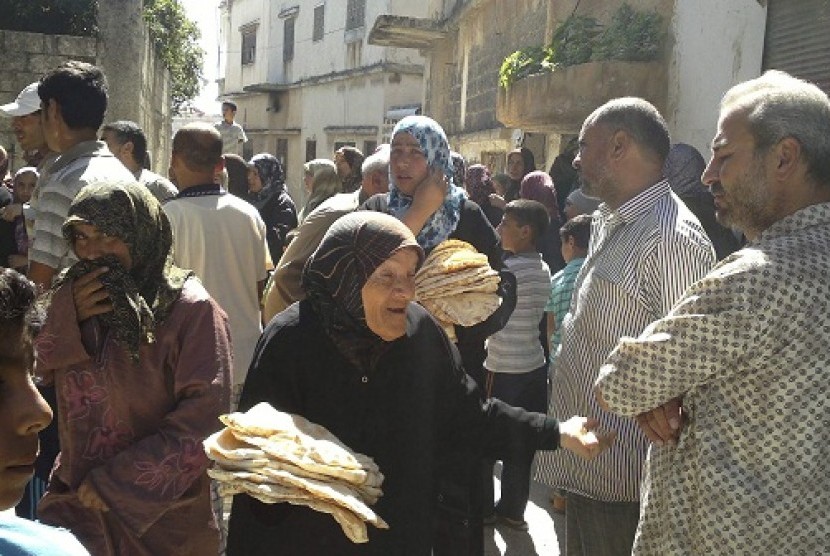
[221,0,428,202]
[668,0,767,156]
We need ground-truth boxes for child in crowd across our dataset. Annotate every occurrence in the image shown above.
[483,199,552,530]
[0,268,89,555]
[545,214,591,362]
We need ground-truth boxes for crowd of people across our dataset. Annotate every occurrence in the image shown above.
[0,57,827,556]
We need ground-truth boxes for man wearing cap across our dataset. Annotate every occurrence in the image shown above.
[0,82,59,262]
[28,61,133,291]
[0,81,55,169]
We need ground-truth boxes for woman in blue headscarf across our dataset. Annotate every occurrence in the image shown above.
[362,115,515,392]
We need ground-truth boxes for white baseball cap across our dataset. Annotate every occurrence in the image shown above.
[0,82,41,117]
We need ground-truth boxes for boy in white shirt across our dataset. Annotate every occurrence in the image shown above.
[483,199,552,530]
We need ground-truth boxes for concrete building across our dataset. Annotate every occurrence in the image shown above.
[369,0,830,173]
[218,0,428,204]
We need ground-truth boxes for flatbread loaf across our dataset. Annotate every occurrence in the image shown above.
[204,403,388,544]
[414,239,502,329]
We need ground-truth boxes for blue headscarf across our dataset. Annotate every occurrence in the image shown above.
[388,116,467,249]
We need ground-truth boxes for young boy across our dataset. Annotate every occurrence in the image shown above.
[546,214,591,361]
[0,268,89,554]
[215,101,248,156]
[483,199,552,529]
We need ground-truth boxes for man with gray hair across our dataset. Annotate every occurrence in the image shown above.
[262,145,391,321]
[596,70,830,554]
[548,97,715,555]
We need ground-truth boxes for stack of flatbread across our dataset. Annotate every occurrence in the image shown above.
[203,402,387,543]
[415,239,501,341]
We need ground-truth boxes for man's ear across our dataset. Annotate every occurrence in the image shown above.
[772,136,802,181]
[123,140,135,158]
[609,129,630,161]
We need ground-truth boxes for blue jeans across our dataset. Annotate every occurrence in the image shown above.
[565,491,640,556]
[483,365,548,520]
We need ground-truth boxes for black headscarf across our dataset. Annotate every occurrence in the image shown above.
[57,182,192,360]
[506,147,535,202]
[302,212,424,372]
[663,143,708,197]
[248,153,286,209]
[224,153,249,197]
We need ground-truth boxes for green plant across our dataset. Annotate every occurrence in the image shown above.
[498,4,663,89]
[592,4,662,62]
[546,15,600,68]
[499,46,551,89]
[143,0,204,115]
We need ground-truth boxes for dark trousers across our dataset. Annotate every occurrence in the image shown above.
[483,364,548,520]
[565,491,640,556]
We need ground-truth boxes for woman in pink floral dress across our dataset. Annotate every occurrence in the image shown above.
[35,182,231,555]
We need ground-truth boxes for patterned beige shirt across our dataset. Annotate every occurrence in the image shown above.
[597,202,830,554]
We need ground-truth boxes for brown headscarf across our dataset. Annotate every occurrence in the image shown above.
[302,212,424,371]
[57,182,192,360]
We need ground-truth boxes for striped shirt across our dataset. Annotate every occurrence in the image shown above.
[484,252,551,374]
[548,180,715,502]
[29,141,134,272]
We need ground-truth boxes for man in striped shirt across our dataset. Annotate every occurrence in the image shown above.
[549,98,715,556]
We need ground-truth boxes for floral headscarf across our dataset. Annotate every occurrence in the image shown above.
[58,182,192,360]
[465,164,494,207]
[520,171,560,223]
[388,115,467,249]
[302,212,424,371]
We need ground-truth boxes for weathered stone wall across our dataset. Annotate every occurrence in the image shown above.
[0,31,97,171]
[0,0,171,176]
[423,0,548,167]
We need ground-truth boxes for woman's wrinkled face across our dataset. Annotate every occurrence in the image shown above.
[0,335,52,510]
[71,222,133,270]
[361,248,419,341]
[247,167,263,192]
[390,132,429,195]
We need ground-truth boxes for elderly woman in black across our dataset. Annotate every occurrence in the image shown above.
[246,154,298,261]
[226,212,608,556]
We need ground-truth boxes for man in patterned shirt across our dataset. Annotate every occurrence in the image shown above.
[596,70,830,554]
[549,97,715,556]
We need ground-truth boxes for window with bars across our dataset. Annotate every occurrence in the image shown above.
[305,140,317,162]
[313,5,325,42]
[283,17,295,62]
[363,140,377,156]
[346,0,365,31]
[241,26,257,65]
